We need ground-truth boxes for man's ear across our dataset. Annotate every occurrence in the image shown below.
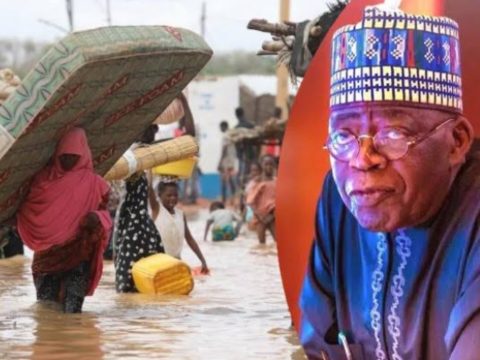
[449,116,474,167]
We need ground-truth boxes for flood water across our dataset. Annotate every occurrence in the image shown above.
[0,208,306,359]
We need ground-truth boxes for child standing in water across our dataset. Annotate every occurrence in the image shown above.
[154,181,209,274]
[242,162,262,229]
[246,155,277,244]
[203,201,242,241]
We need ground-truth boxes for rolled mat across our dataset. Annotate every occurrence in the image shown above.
[104,135,198,181]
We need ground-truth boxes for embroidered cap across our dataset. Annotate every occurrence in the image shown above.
[330,7,462,113]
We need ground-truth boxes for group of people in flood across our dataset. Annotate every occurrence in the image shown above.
[111,125,208,293]
[0,124,210,313]
[217,107,279,245]
[0,116,279,314]
[213,146,278,244]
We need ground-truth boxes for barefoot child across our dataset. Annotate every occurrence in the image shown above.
[246,155,277,244]
[203,201,242,241]
[154,181,209,274]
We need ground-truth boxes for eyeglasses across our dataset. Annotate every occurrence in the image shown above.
[324,117,456,162]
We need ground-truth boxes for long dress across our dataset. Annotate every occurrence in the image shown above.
[31,213,109,311]
[16,128,112,313]
[114,173,164,292]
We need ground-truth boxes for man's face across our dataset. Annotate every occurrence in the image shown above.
[329,105,455,232]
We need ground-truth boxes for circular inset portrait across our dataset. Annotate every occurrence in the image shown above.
[277,1,480,358]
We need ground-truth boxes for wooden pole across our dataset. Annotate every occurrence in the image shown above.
[247,19,296,36]
[66,0,74,32]
[248,18,322,38]
[201,2,206,38]
[106,0,112,26]
[276,0,290,120]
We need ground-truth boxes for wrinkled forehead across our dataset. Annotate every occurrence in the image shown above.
[329,104,448,131]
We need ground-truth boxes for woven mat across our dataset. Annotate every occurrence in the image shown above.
[0,26,212,223]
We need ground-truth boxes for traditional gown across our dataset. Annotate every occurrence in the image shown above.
[300,142,480,359]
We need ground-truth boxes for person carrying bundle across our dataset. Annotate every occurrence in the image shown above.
[16,127,112,313]
[114,125,165,293]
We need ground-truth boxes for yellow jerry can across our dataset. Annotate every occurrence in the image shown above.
[152,157,197,179]
[132,253,194,295]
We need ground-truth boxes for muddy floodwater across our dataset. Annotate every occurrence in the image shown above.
[0,208,306,359]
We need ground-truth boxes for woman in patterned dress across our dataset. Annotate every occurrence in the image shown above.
[114,125,164,293]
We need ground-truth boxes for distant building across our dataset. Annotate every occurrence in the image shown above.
[185,75,297,199]
[239,75,297,125]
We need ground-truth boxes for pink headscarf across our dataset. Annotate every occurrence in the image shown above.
[17,128,111,251]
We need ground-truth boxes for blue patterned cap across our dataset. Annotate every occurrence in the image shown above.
[330,7,462,113]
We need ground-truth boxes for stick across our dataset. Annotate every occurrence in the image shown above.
[257,50,278,56]
[247,18,323,38]
[247,19,296,36]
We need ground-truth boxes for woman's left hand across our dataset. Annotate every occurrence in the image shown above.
[82,212,100,231]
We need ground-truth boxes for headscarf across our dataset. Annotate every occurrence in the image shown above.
[17,128,111,251]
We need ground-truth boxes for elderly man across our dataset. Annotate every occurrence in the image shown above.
[299,6,479,360]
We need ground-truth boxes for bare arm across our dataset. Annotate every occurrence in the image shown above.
[178,93,195,137]
[231,210,243,237]
[231,210,242,223]
[184,214,209,273]
[218,143,228,171]
[204,219,213,241]
[146,171,159,221]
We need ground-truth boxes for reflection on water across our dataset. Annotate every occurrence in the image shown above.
[0,209,306,359]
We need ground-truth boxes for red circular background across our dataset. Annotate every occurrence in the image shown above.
[276,0,480,331]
